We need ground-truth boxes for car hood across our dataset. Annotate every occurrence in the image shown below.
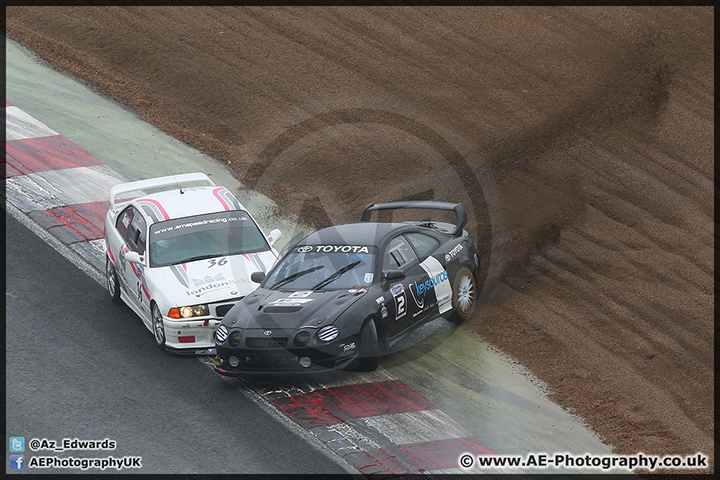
[225,287,368,330]
[151,251,277,306]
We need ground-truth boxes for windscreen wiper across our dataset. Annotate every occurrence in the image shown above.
[270,265,324,289]
[311,261,361,290]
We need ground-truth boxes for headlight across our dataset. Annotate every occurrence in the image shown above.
[168,304,209,319]
[317,325,339,342]
[228,330,243,347]
[294,330,311,347]
[215,325,228,344]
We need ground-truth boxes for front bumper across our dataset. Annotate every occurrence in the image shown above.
[213,347,357,375]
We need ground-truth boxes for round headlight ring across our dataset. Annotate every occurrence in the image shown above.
[228,330,243,347]
[294,330,311,347]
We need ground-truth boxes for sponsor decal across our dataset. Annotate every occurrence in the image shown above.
[409,270,449,308]
[270,298,314,304]
[474,252,479,267]
[419,257,453,314]
[348,287,367,294]
[364,272,374,283]
[390,283,404,296]
[288,291,313,298]
[381,305,388,318]
[186,278,250,297]
[192,272,226,287]
[271,302,301,307]
[297,245,370,254]
[445,243,464,262]
[153,215,249,235]
[412,301,438,318]
[375,296,385,304]
[340,342,356,352]
[263,330,273,336]
[414,270,448,297]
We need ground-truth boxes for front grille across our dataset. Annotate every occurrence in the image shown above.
[246,337,288,348]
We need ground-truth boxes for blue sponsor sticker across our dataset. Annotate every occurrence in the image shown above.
[381,305,388,318]
[390,283,404,296]
[364,273,374,283]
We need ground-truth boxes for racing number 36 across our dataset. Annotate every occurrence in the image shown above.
[208,257,228,267]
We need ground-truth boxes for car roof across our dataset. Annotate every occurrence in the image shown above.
[299,222,428,248]
[129,186,247,223]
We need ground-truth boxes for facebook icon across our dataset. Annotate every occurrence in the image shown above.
[10,455,25,470]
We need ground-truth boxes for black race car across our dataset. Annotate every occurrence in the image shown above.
[213,201,480,375]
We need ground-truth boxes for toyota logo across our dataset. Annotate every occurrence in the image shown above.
[297,245,313,253]
[263,330,273,336]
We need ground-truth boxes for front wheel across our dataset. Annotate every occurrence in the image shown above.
[106,257,121,304]
[152,303,166,350]
[449,266,477,324]
[353,319,379,372]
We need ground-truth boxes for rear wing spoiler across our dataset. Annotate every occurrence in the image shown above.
[360,201,468,237]
[109,172,215,212]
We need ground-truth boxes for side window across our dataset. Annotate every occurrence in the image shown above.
[383,236,418,271]
[116,207,134,239]
[126,208,147,254]
[405,232,440,259]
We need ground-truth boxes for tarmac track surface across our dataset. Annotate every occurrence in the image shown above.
[4,212,351,475]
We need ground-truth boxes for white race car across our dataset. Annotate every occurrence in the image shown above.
[104,172,282,355]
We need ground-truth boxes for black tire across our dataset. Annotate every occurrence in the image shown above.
[449,266,477,324]
[106,257,122,304]
[151,303,166,350]
[355,319,379,372]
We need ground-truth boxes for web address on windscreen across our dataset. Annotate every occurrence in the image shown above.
[459,452,709,472]
[154,216,248,234]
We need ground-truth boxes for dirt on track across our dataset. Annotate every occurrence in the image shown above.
[6,5,713,473]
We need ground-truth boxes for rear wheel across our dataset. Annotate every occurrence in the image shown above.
[106,257,121,304]
[449,266,477,324]
[354,319,379,371]
[152,303,166,350]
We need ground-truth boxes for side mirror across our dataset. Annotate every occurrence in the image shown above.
[125,251,145,265]
[250,271,266,284]
[267,229,282,246]
[384,270,405,282]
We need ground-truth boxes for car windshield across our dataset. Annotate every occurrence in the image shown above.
[265,245,377,291]
[148,211,270,267]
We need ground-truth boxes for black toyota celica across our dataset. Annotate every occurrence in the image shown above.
[213,201,480,375]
